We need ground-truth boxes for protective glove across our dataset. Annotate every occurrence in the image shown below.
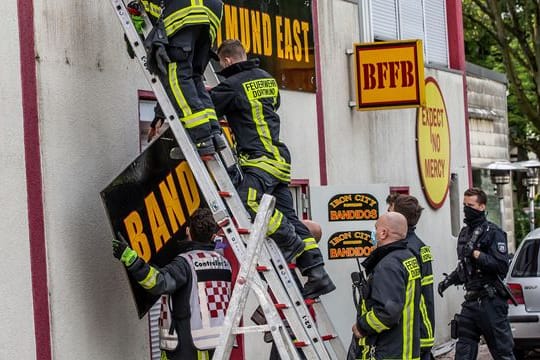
[112,232,138,267]
[127,1,145,34]
[437,273,451,297]
[144,20,170,76]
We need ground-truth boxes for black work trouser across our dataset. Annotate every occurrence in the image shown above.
[160,25,220,143]
[236,168,323,273]
[455,296,515,360]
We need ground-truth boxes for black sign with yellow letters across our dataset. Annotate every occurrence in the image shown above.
[101,128,206,318]
[217,0,315,92]
[327,230,374,260]
[327,193,379,222]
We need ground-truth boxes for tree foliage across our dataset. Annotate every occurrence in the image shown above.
[463,0,540,156]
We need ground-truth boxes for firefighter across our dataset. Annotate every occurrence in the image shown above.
[112,208,232,360]
[438,188,515,360]
[352,212,421,360]
[131,0,225,155]
[392,195,435,360]
[209,39,335,299]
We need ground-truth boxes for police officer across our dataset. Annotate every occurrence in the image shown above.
[209,39,335,299]
[352,212,421,360]
[438,187,515,360]
[392,195,435,360]
[113,208,232,360]
[137,0,225,155]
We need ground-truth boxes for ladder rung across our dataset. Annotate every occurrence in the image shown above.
[237,228,250,234]
[200,154,214,161]
[304,298,317,306]
[288,263,297,270]
[293,340,308,348]
[321,334,337,341]
[217,219,230,227]
[218,191,232,198]
[275,303,288,310]
[256,265,269,272]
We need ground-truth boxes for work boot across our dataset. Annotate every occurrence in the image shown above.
[212,132,227,152]
[195,137,215,156]
[302,265,336,299]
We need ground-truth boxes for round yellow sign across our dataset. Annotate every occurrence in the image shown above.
[416,77,451,209]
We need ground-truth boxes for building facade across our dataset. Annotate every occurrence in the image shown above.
[2,0,502,359]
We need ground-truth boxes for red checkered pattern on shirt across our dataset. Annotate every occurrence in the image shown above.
[204,281,230,318]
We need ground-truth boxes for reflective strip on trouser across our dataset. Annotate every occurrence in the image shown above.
[165,62,213,141]
[246,188,283,236]
[139,266,159,289]
[197,350,210,360]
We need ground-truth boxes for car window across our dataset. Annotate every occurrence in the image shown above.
[512,239,540,277]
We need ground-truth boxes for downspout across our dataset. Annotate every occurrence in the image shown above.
[17,0,52,358]
[446,0,472,187]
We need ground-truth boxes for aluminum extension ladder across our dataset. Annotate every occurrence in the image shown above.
[109,1,346,358]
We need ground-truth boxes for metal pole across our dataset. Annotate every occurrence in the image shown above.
[529,184,536,232]
[498,190,505,232]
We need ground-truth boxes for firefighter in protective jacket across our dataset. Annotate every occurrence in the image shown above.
[392,195,435,359]
[209,39,335,299]
[134,0,225,155]
[113,208,232,360]
[352,212,421,360]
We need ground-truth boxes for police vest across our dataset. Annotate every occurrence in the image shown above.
[159,249,232,351]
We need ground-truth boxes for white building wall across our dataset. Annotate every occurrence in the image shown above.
[32,1,152,359]
[0,2,37,359]
[316,0,469,344]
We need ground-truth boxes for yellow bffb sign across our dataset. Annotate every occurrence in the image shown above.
[416,77,451,209]
[354,40,425,110]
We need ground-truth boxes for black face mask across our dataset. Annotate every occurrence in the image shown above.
[463,205,485,225]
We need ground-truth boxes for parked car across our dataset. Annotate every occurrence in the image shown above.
[506,228,540,358]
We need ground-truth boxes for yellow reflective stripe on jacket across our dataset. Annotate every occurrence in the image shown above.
[141,0,161,18]
[163,6,220,41]
[240,155,291,183]
[139,266,159,289]
[243,79,283,164]
[365,310,390,333]
[420,337,435,347]
[421,274,434,286]
[420,246,433,263]
[419,295,434,348]
[182,109,211,129]
[168,63,192,117]
[402,257,420,360]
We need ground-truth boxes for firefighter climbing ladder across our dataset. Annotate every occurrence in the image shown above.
[109,1,346,358]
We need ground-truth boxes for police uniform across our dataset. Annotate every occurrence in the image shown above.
[141,0,223,146]
[355,240,421,360]
[210,59,333,298]
[451,215,515,360]
[406,228,435,359]
[126,241,232,360]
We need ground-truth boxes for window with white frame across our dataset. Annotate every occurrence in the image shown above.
[371,0,448,66]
